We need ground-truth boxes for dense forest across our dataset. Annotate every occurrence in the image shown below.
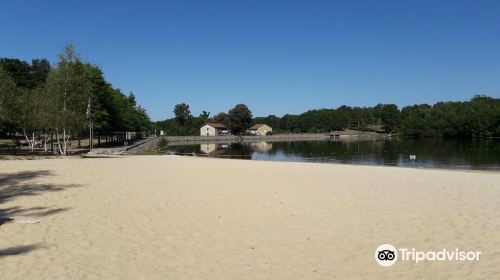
[0,44,151,154]
[157,96,500,138]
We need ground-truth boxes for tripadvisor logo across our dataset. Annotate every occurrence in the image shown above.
[375,244,397,267]
[375,244,481,267]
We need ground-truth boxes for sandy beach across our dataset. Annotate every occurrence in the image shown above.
[1,156,499,279]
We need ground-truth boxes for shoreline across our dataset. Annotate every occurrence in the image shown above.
[2,153,500,173]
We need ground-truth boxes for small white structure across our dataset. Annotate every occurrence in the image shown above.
[247,124,272,136]
[200,122,229,136]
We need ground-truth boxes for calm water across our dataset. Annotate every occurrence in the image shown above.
[167,138,500,170]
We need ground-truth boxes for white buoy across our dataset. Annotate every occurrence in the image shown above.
[409,155,416,160]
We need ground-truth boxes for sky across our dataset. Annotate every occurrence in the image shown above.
[1,0,499,121]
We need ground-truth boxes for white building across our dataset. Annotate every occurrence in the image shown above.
[200,122,229,136]
[247,124,272,136]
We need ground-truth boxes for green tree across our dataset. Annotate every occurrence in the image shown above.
[43,43,91,154]
[173,103,192,125]
[213,112,229,125]
[0,58,32,88]
[30,59,51,87]
[1,45,152,151]
[83,64,112,134]
[200,110,210,120]
[375,104,400,133]
[0,66,19,135]
[0,67,17,120]
[228,104,252,134]
[0,66,40,148]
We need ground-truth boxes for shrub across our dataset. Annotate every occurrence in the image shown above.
[158,137,168,151]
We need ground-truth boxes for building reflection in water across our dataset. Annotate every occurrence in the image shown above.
[199,143,231,156]
[199,142,272,157]
[249,141,273,153]
[200,143,217,154]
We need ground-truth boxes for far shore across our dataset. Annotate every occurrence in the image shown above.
[163,130,390,144]
[1,156,499,279]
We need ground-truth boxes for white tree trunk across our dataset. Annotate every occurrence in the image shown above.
[61,127,71,155]
[44,133,48,152]
[56,128,64,155]
[63,128,67,155]
[22,129,33,150]
[31,132,35,151]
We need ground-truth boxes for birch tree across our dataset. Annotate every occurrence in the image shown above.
[43,44,90,155]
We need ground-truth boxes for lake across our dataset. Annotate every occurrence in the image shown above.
[166,138,500,170]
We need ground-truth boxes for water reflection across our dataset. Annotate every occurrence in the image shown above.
[200,143,217,154]
[167,138,500,170]
[249,141,273,153]
[197,142,273,157]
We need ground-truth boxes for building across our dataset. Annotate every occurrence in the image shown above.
[247,124,272,136]
[200,122,229,136]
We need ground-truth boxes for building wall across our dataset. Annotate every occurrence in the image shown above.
[200,125,216,136]
[256,125,272,136]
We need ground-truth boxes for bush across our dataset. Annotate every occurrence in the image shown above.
[158,137,168,151]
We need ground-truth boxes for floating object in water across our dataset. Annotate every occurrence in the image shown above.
[409,155,416,160]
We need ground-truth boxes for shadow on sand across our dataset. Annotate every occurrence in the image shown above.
[0,170,80,257]
[0,244,46,258]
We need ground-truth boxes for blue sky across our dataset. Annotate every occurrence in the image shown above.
[1,0,499,121]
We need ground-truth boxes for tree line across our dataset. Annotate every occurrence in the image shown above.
[156,96,500,138]
[154,103,253,135]
[0,44,151,154]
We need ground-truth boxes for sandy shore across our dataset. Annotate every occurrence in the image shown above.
[1,156,499,279]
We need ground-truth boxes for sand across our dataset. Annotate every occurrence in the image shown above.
[0,156,499,279]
